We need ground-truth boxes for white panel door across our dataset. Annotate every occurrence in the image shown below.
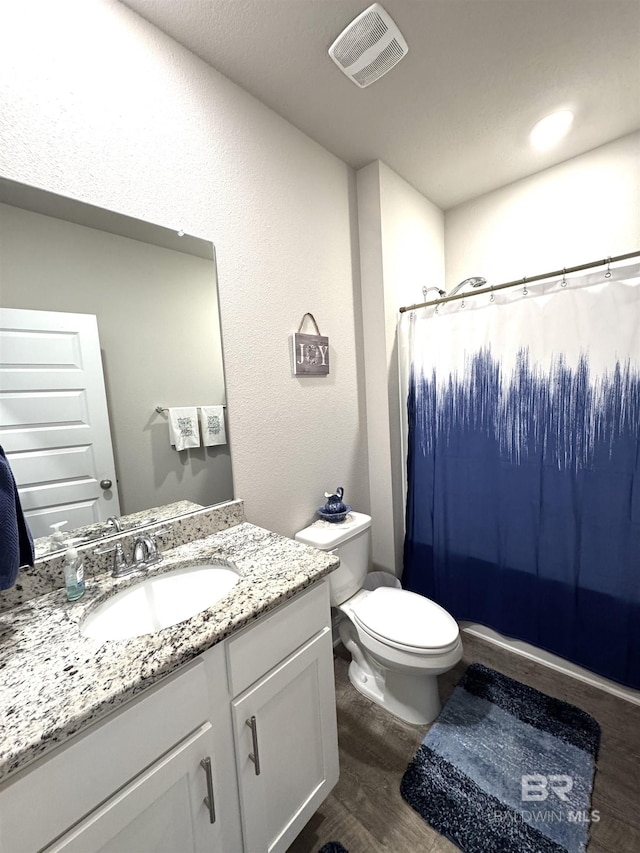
[0,308,120,537]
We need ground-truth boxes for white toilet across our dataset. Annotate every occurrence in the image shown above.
[295,511,463,725]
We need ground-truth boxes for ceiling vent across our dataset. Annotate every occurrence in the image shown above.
[328,3,408,88]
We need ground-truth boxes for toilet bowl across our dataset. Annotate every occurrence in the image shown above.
[295,511,462,725]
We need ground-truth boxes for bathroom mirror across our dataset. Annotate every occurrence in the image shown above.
[0,177,233,556]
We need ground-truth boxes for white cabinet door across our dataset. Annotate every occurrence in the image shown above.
[46,723,222,853]
[0,307,120,536]
[232,628,339,853]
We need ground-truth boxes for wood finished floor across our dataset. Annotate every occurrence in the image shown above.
[286,635,640,853]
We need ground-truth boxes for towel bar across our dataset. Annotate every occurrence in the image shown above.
[155,405,226,414]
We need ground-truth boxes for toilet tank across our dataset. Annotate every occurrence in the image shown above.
[295,511,371,606]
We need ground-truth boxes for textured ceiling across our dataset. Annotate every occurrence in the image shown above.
[121,0,640,209]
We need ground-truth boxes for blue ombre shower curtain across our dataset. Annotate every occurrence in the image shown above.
[401,265,640,689]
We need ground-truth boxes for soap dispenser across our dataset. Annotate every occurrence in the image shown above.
[50,521,68,546]
[63,547,85,602]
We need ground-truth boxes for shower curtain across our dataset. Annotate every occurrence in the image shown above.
[400,264,640,689]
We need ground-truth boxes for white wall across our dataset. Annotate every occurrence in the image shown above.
[357,161,444,573]
[445,133,640,290]
[0,0,369,537]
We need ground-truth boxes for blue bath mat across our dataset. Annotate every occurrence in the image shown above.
[400,664,600,853]
[318,844,348,853]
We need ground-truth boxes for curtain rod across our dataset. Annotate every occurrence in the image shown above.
[398,250,640,314]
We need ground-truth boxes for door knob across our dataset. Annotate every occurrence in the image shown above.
[100,479,113,490]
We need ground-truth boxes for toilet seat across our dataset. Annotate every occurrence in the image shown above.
[350,587,460,654]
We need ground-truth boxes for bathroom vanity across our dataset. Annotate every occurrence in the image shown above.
[0,502,340,852]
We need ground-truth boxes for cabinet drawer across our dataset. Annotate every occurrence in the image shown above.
[0,660,209,853]
[226,580,330,697]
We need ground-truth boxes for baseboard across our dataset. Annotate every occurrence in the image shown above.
[461,622,640,707]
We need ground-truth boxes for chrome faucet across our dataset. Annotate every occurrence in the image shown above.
[132,535,162,567]
[94,542,133,578]
[95,528,168,578]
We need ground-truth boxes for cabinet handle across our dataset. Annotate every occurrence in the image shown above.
[200,757,216,824]
[245,715,261,776]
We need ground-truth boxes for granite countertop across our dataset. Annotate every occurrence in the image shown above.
[0,521,339,783]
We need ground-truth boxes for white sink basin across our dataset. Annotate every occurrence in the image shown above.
[80,563,240,641]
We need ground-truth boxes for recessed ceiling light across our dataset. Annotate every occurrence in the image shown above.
[530,110,574,150]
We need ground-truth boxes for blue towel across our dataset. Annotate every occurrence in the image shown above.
[0,445,34,589]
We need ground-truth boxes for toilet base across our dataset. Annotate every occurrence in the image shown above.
[346,657,442,725]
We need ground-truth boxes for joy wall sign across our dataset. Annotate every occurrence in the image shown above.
[291,314,330,376]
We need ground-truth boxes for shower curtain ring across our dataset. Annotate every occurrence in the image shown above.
[522,276,528,296]
[561,268,567,287]
[604,257,612,278]
[490,285,495,303]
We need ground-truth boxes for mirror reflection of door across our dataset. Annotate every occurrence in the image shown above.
[0,307,120,538]
[0,178,234,545]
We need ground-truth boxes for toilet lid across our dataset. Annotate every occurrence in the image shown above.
[351,587,459,651]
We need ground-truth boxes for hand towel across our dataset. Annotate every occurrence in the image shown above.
[168,407,200,451]
[0,445,35,590]
[199,406,227,446]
